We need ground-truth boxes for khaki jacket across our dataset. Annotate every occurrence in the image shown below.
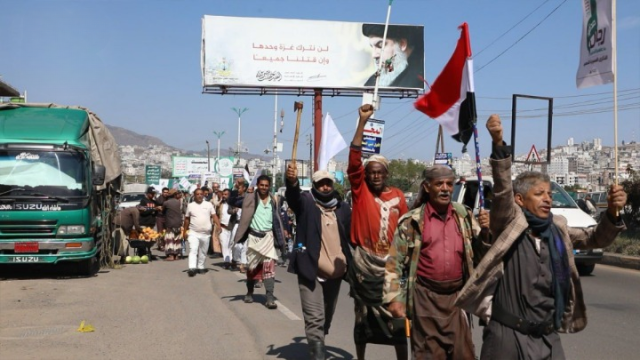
[455,156,625,333]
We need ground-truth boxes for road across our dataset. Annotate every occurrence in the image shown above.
[1,254,638,360]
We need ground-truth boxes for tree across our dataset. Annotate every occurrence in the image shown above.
[387,159,427,193]
[621,172,640,228]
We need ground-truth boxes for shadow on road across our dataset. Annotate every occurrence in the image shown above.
[266,336,355,359]
[0,262,103,280]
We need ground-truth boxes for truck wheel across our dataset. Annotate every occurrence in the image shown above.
[577,264,595,276]
[77,256,98,277]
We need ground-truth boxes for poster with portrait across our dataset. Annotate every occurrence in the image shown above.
[202,15,424,91]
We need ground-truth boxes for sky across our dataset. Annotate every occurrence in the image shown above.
[2,0,639,164]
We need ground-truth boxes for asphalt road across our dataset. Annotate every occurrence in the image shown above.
[1,254,638,360]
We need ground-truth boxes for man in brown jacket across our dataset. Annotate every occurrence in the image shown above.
[233,175,286,309]
[455,114,627,359]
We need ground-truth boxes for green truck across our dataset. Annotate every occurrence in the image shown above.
[0,103,121,275]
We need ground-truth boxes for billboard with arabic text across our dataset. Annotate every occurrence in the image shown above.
[201,15,424,92]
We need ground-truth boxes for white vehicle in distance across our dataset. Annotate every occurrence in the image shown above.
[117,192,145,210]
[453,176,601,276]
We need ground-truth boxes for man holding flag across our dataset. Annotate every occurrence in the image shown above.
[347,104,409,360]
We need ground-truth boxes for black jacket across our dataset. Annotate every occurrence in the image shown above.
[285,182,352,288]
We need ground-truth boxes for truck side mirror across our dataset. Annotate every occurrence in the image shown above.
[93,165,106,185]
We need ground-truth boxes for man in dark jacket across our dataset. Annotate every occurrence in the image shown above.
[285,164,352,360]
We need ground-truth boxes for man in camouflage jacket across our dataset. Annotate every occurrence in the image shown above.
[383,165,491,358]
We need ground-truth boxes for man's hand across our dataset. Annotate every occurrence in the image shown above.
[358,104,374,122]
[286,163,298,184]
[352,104,375,146]
[388,301,406,318]
[247,187,255,193]
[478,208,489,229]
[607,184,627,217]
[486,114,503,145]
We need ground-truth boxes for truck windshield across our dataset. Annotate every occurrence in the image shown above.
[0,150,87,197]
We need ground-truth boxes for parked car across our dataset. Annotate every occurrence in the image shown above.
[117,192,145,210]
[454,176,601,276]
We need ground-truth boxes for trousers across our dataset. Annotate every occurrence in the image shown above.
[219,227,233,263]
[187,231,210,270]
[298,276,342,343]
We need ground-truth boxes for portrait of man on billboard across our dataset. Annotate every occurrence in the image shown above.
[362,23,424,89]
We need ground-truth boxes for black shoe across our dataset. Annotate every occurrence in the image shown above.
[187,269,197,277]
[197,268,209,274]
[243,293,254,303]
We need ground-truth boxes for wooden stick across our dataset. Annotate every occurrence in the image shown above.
[291,101,304,162]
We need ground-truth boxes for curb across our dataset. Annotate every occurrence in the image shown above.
[600,252,640,271]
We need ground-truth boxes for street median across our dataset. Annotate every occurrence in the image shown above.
[601,252,640,271]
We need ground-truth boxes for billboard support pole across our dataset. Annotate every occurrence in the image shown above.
[314,89,322,172]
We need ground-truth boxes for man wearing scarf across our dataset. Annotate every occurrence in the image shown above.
[285,166,352,360]
[234,175,286,310]
[384,165,491,359]
[347,104,409,360]
[456,115,627,359]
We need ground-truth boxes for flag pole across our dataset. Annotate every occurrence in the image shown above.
[612,0,618,186]
[372,0,394,111]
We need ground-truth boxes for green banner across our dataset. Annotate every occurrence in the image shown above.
[145,165,161,185]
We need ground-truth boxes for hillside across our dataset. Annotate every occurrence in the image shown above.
[107,125,176,149]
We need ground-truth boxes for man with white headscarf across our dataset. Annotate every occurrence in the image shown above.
[347,104,409,360]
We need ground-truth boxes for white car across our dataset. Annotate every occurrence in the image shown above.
[453,176,601,276]
[117,192,145,210]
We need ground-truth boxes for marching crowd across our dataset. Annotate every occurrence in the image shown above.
[113,105,628,360]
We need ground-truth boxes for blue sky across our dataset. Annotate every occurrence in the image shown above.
[2,0,639,163]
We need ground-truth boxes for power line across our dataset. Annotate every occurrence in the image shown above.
[475,0,553,58]
[476,0,568,73]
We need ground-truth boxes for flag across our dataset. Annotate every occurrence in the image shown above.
[249,167,263,188]
[317,113,348,171]
[576,0,614,88]
[414,22,475,145]
[243,164,251,183]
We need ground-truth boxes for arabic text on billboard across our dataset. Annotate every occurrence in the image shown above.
[202,16,424,91]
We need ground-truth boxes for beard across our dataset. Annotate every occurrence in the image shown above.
[377,43,409,86]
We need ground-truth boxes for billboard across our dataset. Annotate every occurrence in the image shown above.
[172,156,236,189]
[202,15,424,92]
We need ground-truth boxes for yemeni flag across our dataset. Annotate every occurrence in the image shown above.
[415,22,475,145]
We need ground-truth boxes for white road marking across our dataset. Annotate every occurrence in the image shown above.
[233,271,302,321]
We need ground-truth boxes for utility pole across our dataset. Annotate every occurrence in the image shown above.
[231,107,249,163]
[306,134,313,181]
[213,131,225,160]
[205,140,210,172]
[272,92,280,194]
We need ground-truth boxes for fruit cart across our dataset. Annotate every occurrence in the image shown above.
[129,239,156,262]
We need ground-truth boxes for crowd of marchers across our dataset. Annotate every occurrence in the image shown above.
[112,104,628,360]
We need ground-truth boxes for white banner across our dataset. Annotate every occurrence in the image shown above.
[202,15,424,91]
[576,0,614,89]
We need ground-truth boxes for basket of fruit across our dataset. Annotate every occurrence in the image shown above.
[128,228,161,259]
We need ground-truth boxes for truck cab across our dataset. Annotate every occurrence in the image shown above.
[453,176,602,275]
[0,104,120,275]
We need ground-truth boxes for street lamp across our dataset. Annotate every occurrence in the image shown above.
[205,140,210,172]
[213,131,225,160]
[231,107,249,163]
